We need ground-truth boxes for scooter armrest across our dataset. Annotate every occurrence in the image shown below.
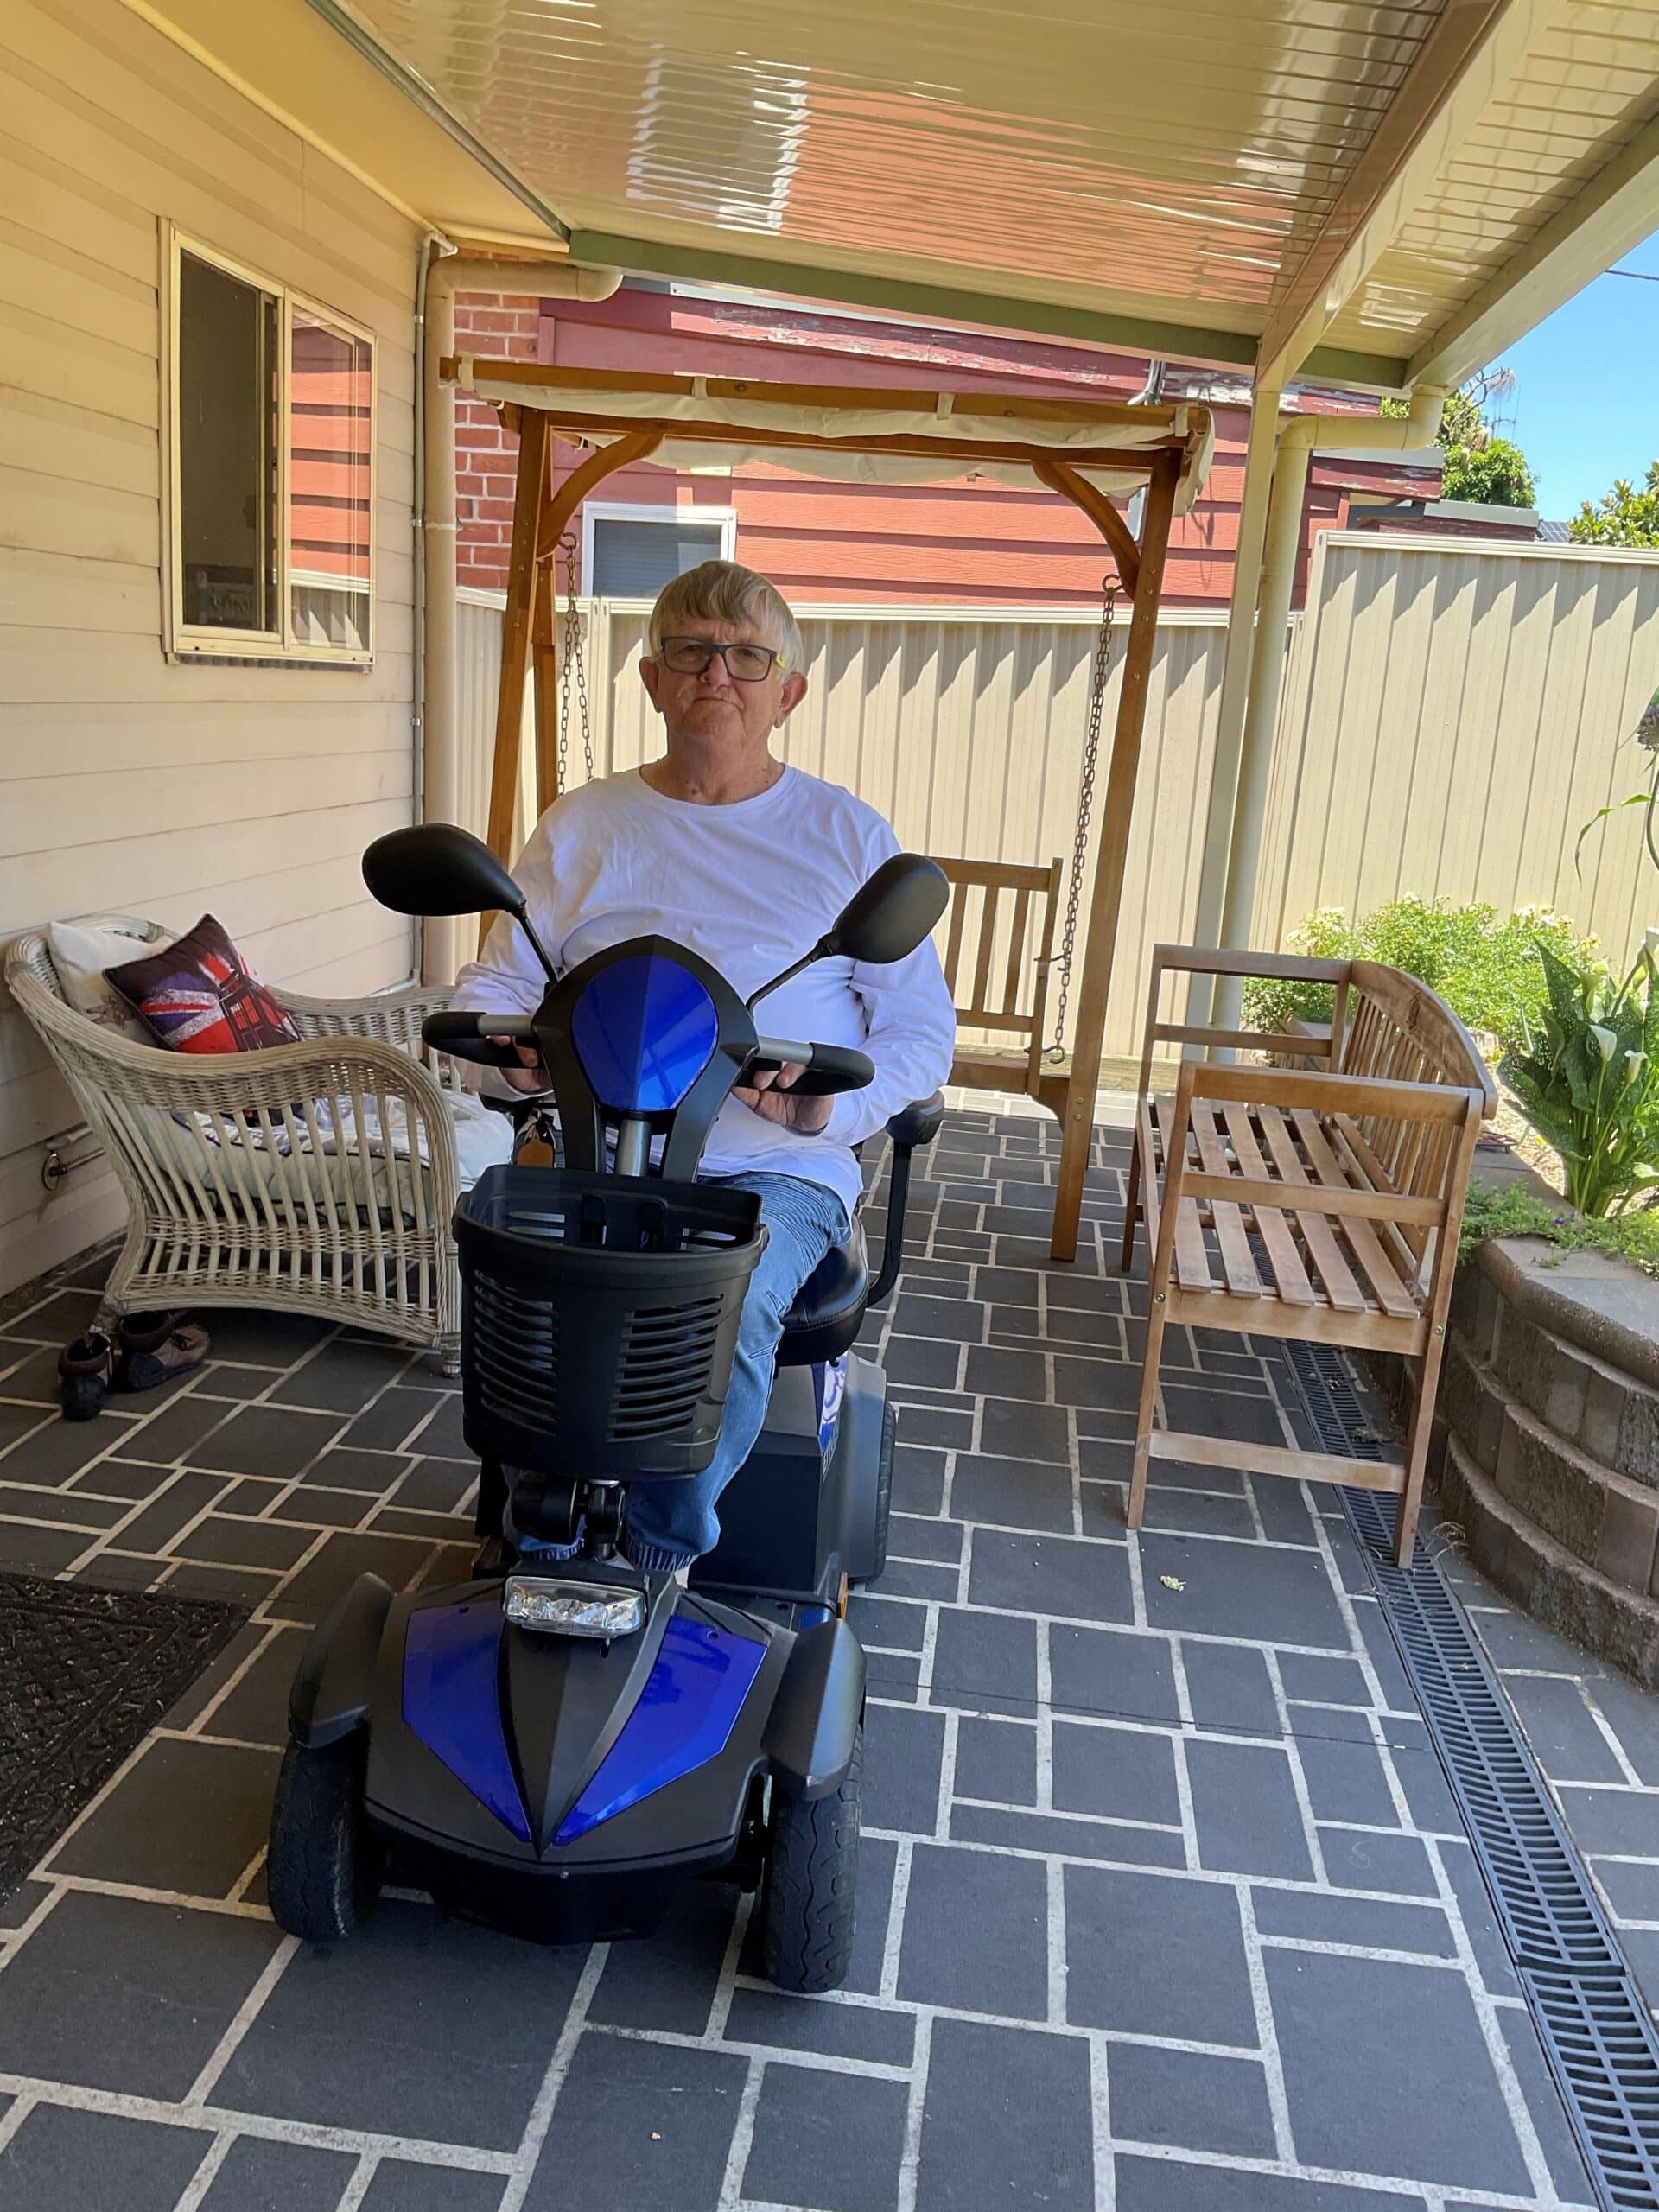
[886,1092,945,1151]
[868,1092,944,1306]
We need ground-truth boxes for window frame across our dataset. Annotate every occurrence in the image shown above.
[161,224,377,667]
[579,501,736,600]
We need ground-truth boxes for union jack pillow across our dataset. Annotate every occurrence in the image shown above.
[105,914,300,1056]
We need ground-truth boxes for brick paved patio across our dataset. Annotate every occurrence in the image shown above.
[0,1104,1655,2210]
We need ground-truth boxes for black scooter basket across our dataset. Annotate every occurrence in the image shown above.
[454,1166,766,1478]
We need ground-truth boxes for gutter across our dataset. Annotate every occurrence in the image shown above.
[417,253,622,983]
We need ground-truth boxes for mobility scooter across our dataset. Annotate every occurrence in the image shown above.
[266,823,946,1991]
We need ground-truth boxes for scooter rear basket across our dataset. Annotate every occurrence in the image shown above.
[454,1165,765,1477]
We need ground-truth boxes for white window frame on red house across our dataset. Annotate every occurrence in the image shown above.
[579,502,737,599]
[161,224,377,666]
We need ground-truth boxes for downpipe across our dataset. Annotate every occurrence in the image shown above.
[418,252,623,984]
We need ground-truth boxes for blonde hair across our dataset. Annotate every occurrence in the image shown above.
[647,560,804,673]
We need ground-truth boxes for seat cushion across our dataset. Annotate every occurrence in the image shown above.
[778,1219,870,1367]
[105,913,300,1055]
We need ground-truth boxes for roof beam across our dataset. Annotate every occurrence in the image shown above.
[1408,102,1659,390]
[1255,0,1558,391]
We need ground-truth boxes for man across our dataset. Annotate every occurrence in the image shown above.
[454,559,957,1573]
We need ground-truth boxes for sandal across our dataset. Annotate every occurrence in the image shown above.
[111,1313,212,1394]
[58,1331,113,1422]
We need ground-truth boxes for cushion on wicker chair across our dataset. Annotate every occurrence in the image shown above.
[48,917,175,1043]
[105,914,300,1056]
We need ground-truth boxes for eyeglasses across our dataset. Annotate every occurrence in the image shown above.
[657,636,786,682]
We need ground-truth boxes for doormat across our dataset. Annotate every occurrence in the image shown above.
[0,1573,248,1904]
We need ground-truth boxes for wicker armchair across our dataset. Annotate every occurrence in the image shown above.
[7,916,475,1370]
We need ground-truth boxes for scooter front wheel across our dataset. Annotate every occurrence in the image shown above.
[267,1734,382,1942]
[759,1724,862,1994]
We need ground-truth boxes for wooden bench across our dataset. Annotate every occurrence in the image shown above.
[1122,945,1497,1565]
[933,855,1065,1103]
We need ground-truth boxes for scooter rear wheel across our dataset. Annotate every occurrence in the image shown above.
[759,1723,862,1994]
[267,1734,382,1942]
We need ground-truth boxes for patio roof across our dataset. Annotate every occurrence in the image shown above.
[140,0,1659,391]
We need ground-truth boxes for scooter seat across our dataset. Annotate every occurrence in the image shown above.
[777,1220,870,1367]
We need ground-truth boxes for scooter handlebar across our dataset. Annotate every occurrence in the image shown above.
[747,1038,875,1096]
[421,1010,536,1069]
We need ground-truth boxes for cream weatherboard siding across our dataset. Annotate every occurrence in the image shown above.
[1,0,423,1292]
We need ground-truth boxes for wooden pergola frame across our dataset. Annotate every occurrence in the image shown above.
[443,354,1207,1262]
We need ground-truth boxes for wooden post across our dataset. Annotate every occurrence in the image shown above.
[484,410,550,868]
[1051,448,1182,1262]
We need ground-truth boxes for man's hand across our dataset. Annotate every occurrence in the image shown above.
[490,1039,550,1096]
[731,1061,834,1134]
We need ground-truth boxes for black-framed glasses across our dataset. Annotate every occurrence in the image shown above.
[658,636,786,682]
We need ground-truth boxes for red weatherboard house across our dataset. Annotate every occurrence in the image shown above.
[452,284,1479,611]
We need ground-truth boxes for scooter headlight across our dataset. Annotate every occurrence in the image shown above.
[504,1574,646,1639]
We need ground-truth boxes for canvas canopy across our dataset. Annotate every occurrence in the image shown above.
[448,357,1214,512]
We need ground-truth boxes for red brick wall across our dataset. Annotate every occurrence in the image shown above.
[454,294,539,594]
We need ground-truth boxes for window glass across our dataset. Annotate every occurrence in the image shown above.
[289,308,374,652]
[589,517,726,599]
[176,252,277,632]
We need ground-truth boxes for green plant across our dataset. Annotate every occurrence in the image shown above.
[1242,898,1592,1046]
[1568,460,1659,548]
[1381,372,1538,510]
[1500,941,1659,1216]
[1459,1179,1659,1275]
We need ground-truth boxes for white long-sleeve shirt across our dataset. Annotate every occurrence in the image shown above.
[453,766,957,1220]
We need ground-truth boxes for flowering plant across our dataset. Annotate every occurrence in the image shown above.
[1500,935,1659,1216]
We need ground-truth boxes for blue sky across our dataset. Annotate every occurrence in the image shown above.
[1484,228,1659,518]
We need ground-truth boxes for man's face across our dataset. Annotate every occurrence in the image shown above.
[639,614,808,752]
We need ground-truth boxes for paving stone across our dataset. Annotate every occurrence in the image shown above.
[199,2135,357,2209]
[929,1605,1038,1710]
[1107,2044,1278,2158]
[870,1557,959,1603]
[1581,1666,1659,1786]
[893,1291,987,1342]
[886,1336,964,1390]
[722,1987,915,2066]
[3,1413,149,1487]
[219,1900,586,2149]
[890,1513,964,1565]
[952,1802,1185,1867]
[110,1470,226,1554]
[1253,1885,1457,1956]
[1065,1866,1257,2044]
[1435,1837,1521,1998]
[968,1528,1133,1623]
[1277,1652,1371,1707]
[1316,1824,1438,1897]
[1503,1673,1627,1783]
[1113,2160,1414,2212]
[868,1652,921,1699]
[1554,1784,1659,1855]
[1387,1742,1464,1835]
[356,2164,505,2212]
[978,1395,1070,1463]
[303,1446,414,1495]
[846,1592,927,1651]
[270,1339,412,1413]
[1592,1856,1659,1922]
[1495,2005,1597,2205]
[1140,1531,1351,1649]
[5,1287,102,1343]
[0,1480,126,1527]
[0,1338,62,1402]
[915,2018,1095,2212]
[196,1363,285,1402]
[0,1891,284,2100]
[1048,1624,1180,1726]
[898,1840,1049,2016]
[172,1512,319,1573]
[1265,1948,1532,2193]
[1051,1720,1179,1827]
[896,1403,974,1452]
[270,1529,439,1624]
[741,2063,908,2212]
[1186,1738,1314,1880]
[193,1405,342,1479]
[1294,1734,1400,1827]
[890,1443,947,1513]
[522,2030,747,2212]
[864,1700,946,1834]
[184,1309,331,1365]
[67,1455,168,1502]
[0,2104,214,2212]
[48,1735,277,1896]
[584,1883,736,2037]
[271,1485,376,1529]
[1471,1600,1600,1675]
[392,1456,479,1514]
[1136,1484,1257,1539]
[840,1834,898,1998]
[168,1560,282,1607]
[1160,1384,1287,1446]
[1180,1640,1280,1734]
[953,1714,1037,1806]
[338,1385,448,1456]
[950,1452,1075,1531]
[1348,1595,1417,1707]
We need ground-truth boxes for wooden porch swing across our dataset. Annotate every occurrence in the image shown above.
[442,353,1213,1261]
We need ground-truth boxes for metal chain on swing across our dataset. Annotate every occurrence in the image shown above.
[555,530,594,794]
[1047,575,1118,1061]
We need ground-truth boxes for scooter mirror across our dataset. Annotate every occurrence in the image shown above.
[363,824,527,920]
[823,855,950,966]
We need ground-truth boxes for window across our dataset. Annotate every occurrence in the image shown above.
[165,230,374,662]
[582,504,735,600]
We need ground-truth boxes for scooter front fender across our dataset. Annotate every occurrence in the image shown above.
[762,1616,866,1797]
[289,1573,394,1748]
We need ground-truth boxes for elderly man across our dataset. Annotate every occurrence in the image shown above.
[454,559,957,1573]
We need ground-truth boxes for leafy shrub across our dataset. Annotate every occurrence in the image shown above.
[1499,941,1659,1217]
[1459,1179,1659,1275]
[1241,898,1593,1049]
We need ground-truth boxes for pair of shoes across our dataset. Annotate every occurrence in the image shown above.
[58,1332,113,1422]
[111,1313,211,1394]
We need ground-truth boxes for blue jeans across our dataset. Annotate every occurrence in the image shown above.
[507,1172,850,1572]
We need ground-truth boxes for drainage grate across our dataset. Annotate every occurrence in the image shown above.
[1286,1341,1659,2212]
